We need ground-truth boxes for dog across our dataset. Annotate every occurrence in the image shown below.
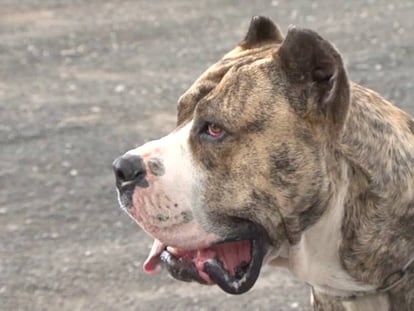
[112,16,414,310]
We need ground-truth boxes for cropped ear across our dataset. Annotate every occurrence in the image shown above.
[240,16,284,48]
[277,26,350,136]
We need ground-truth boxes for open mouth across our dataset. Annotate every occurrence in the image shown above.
[143,233,267,295]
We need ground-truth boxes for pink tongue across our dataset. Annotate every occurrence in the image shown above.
[143,239,165,274]
[213,240,251,275]
[195,240,251,276]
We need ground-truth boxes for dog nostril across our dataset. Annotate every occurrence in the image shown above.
[116,170,126,182]
[112,154,146,184]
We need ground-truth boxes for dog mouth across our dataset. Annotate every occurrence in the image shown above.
[143,233,267,295]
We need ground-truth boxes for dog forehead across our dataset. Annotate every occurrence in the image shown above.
[177,43,280,125]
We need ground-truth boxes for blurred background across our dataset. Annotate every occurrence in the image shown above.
[1,0,413,310]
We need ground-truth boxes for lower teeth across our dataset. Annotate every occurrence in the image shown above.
[235,261,249,279]
[203,258,251,295]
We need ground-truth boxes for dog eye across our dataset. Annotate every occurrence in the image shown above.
[207,123,224,138]
[199,122,226,141]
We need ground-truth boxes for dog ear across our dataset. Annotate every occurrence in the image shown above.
[277,26,350,136]
[240,16,284,48]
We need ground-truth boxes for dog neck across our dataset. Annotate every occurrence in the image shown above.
[286,119,414,305]
[286,155,379,296]
[338,84,414,286]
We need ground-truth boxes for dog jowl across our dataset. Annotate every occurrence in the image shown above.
[113,16,414,310]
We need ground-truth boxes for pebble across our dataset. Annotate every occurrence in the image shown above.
[69,169,78,176]
[114,84,126,93]
[84,250,92,257]
[290,302,299,308]
[90,106,101,113]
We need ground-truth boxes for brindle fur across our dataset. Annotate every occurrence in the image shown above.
[177,17,414,310]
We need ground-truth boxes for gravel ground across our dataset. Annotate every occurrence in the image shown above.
[1,0,413,310]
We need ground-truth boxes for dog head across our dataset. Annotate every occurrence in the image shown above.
[113,16,350,294]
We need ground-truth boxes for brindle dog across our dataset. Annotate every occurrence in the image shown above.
[113,16,414,310]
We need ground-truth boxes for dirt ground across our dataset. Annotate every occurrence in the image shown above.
[1,0,413,310]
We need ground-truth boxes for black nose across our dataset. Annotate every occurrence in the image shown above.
[112,154,146,186]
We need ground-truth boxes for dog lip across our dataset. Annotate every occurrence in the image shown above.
[157,230,267,294]
[203,235,266,295]
[160,250,208,284]
[115,178,148,211]
[143,220,269,294]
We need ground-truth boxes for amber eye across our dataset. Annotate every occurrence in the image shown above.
[207,123,224,138]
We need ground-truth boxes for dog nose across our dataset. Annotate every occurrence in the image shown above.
[112,154,146,185]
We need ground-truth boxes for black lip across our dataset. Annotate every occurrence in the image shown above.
[159,223,268,295]
[159,250,206,284]
[203,235,266,295]
[116,183,134,209]
[116,177,149,210]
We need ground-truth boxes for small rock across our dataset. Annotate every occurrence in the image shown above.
[115,84,126,93]
[69,169,78,176]
[290,302,299,308]
[90,106,101,113]
[84,250,92,257]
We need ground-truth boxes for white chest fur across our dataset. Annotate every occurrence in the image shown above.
[288,172,376,298]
